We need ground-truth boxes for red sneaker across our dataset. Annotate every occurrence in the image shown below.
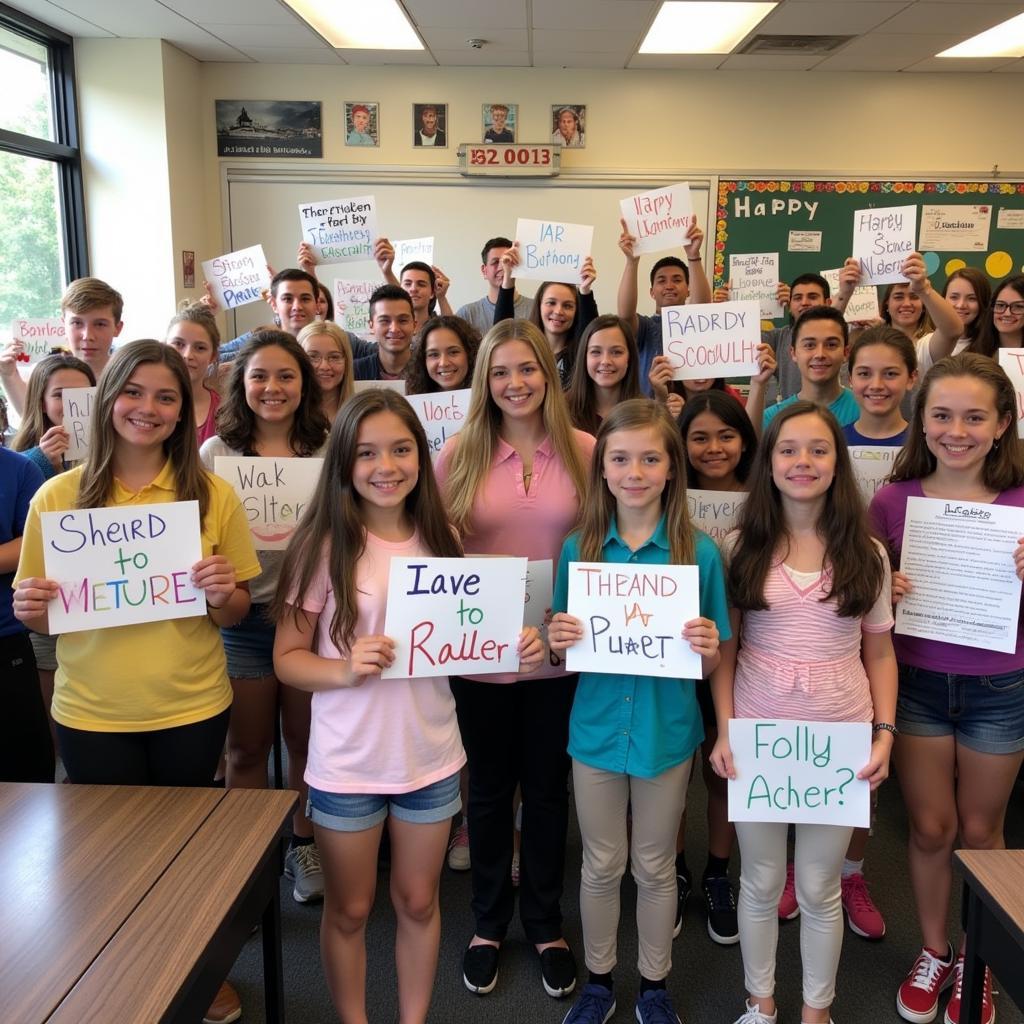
[896,946,956,1023]
[944,954,994,1024]
[778,861,799,920]
[841,871,886,939]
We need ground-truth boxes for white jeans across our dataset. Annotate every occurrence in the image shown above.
[735,821,853,1009]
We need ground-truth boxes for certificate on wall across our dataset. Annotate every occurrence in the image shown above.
[895,496,1024,652]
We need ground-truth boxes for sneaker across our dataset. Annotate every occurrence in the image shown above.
[540,945,577,998]
[463,943,500,995]
[634,988,682,1024]
[447,821,471,872]
[202,981,242,1024]
[943,954,994,1024]
[778,861,799,921]
[512,851,521,887]
[284,842,324,903]
[732,1000,777,1024]
[841,871,885,939]
[673,869,692,939]
[562,983,616,1024]
[896,945,956,1023]
[702,874,739,945]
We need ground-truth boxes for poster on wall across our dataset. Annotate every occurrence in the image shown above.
[215,100,323,158]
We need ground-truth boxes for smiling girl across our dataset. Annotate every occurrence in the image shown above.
[916,269,991,376]
[405,315,481,395]
[297,321,354,422]
[971,273,1024,359]
[844,326,919,447]
[165,304,221,446]
[566,314,642,434]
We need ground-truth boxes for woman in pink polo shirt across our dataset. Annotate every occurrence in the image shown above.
[436,318,595,1001]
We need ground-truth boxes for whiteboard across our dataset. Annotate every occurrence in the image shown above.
[222,165,713,338]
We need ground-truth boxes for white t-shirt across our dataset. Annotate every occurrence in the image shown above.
[915,332,969,376]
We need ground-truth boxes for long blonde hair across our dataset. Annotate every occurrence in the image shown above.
[297,320,354,408]
[443,319,589,533]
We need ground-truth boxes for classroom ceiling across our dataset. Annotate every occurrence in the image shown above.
[10,0,1024,72]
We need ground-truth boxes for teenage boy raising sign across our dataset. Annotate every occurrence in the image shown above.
[373,237,455,329]
[456,236,533,335]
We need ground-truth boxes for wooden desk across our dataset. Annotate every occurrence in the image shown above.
[955,849,1024,1024]
[0,783,296,1024]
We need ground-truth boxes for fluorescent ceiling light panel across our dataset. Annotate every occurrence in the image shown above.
[640,1,777,54]
[282,0,423,50]
[938,12,1024,58]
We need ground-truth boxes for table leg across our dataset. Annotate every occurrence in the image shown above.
[960,880,984,1024]
[261,847,286,1024]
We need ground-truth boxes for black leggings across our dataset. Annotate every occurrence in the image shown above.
[0,631,55,782]
[57,708,230,786]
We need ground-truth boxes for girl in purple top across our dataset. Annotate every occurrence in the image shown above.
[870,353,1024,1024]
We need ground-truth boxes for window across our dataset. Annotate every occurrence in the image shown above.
[0,5,87,325]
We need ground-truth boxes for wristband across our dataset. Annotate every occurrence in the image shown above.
[688,256,702,262]
[872,722,898,737]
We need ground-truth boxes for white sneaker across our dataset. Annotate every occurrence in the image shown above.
[447,821,471,871]
[284,842,324,903]
[733,1001,777,1024]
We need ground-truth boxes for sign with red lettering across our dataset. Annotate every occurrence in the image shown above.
[564,562,700,678]
[619,182,694,256]
[381,557,528,679]
[10,318,65,363]
[405,388,470,459]
[661,300,761,381]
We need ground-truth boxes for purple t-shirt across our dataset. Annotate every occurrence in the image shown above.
[870,478,1024,674]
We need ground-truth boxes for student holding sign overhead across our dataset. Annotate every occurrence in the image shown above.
[548,399,728,1024]
[165,303,222,446]
[914,268,990,376]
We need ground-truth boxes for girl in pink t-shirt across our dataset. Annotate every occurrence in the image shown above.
[710,401,897,1024]
[273,388,542,1024]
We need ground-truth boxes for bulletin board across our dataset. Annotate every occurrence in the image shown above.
[714,178,1024,298]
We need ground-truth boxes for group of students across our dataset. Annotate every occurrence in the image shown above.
[1,218,1024,1024]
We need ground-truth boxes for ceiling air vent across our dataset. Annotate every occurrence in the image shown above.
[739,34,853,55]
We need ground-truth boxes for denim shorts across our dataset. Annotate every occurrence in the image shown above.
[307,771,462,832]
[220,603,275,679]
[897,663,1024,755]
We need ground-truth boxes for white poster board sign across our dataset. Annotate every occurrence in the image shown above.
[848,445,901,503]
[852,205,917,285]
[895,496,1024,653]
[201,244,271,310]
[729,253,785,320]
[918,205,991,252]
[332,278,377,335]
[564,561,700,679]
[662,300,761,381]
[10,318,65,363]
[728,719,871,827]
[688,490,747,544]
[214,457,322,550]
[393,236,435,269]
[382,557,527,679]
[298,195,377,264]
[821,267,879,324]
[619,183,693,256]
[404,388,471,459]
[62,386,96,461]
[998,348,1024,439]
[513,218,593,284]
[41,501,205,633]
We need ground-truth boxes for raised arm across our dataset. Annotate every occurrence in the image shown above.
[684,219,710,304]
[903,252,964,360]
[617,218,641,335]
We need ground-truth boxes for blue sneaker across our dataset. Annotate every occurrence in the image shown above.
[635,989,682,1024]
[562,983,616,1023]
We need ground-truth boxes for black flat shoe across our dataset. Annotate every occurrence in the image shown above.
[463,943,500,995]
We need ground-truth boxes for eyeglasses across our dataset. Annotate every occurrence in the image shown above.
[307,352,345,366]
[994,300,1024,316]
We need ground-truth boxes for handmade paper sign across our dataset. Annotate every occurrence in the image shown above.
[405,388,470,458]
[513,218,593,284]
[353,379,406,395]
[332,278,376,334]
[201,244,271,310]
[895,496,1024,652]
[564,562,700,679]
[662,300,761,381]
[918,205,991,252]
[852,205,916,285]
[729,253,784,320]
[821,267,879,324]
[688,490,747,545]
[728,719,871,827]
[788,230,821,253]
[619,183,693,256]
[10,318,65,363]
[848,445,901,503]
[393,236,435,269]
[382,557,527,679]
[525,559,562,669]
[41,500,205,634]
[214,457,322,550]
[62,386,96,461]
[998,349,1024,439]
[298,195,377,264]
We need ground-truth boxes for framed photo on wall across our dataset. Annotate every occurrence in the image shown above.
[413,103,447,148]
[215,100,323,158]
[551,104,586,149]
[344,101,379,147]
[482,103,517,143]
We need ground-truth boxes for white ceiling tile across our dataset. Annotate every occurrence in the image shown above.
[5,0,114,35]
[878,2,1024,34]
[626,53,726,69]
[403,0,528,30]
[815,31,962,56]
[993,58,1024,70]
[812,52,913,69]
[533,50,629,67]
[419,27,529,49]
[756,1,908,34]
[429,48,531,66]
[531,0,658,31]
[340,49,437,65]
[530,28,638,52]
[905,55,1021,71]
[174,0,301,24]
[719,52,826,70]
[233,46,345,64]
[205,24,328,48]
[167,39,250,61]
[33,0,196,35]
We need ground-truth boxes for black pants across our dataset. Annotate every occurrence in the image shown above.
[57,708,230,786]
[451,674,577,944]
[0,631,54,782]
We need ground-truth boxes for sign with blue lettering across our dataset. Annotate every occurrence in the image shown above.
[201,244,271,310]
[512,217,593,284]
[298,195,377,264]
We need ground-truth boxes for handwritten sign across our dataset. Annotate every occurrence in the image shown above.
[353,379,406,395]
[405,388,470,458]
[298,195,377,264]
[999,349,1024,439]
[662,300,760,381]
[213,457,322,550]
[998,209,1024,230]
[688,489,746,544]
[62,386,96,461]
[728,719,870,827]
[10,318,65,363]
[848,445,901,503]
[201,244,271,310]
[788,230,821,253]
[382,557,527,679]
[513,218,593,285]
[729,253,784,320]
[918,204,991,252]
[619,183,693,256]
[852,205,916,285]
[821,267,879,324]
[41,501,205,634]
[394,236,435,269]
[333,278,377,334]
[564,562,700,679]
